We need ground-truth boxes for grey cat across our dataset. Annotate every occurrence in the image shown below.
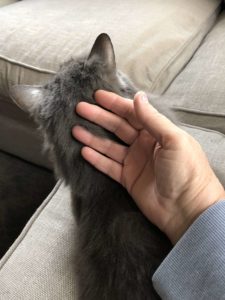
[11,33,172,300]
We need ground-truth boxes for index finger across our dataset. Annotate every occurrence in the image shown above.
[94,90,142,130]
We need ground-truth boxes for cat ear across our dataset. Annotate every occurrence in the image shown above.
[10,85,43,113]
[87,33,116,72]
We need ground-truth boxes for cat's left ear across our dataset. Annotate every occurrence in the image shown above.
[87,33,116,73]
[10,85,43,114]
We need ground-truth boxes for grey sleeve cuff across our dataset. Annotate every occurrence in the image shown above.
[152,200,225,300]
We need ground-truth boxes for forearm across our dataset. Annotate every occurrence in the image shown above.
[152,200,225,300]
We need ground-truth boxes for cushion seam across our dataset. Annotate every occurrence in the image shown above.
[0,54,56,75]
[180,122,225,138]
[174,106,225,117]
[0,180,63,270]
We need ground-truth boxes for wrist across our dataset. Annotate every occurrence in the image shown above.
[165,180,225,244]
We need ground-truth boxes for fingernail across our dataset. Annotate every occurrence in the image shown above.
[138,91,149,103]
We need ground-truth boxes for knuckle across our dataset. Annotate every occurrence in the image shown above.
[163,129,187,148]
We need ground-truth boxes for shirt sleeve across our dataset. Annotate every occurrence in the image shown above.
[152,200,225,300]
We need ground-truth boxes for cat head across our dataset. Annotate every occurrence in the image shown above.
[10,33,137,181]
[10,33,137,119]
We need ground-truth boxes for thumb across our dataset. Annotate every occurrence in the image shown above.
[134,91,180,147]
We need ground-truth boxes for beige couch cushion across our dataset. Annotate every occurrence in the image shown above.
[0,124,225,299]
[0,181,77,300]
[163,11,225,134]
[0,0,222,98]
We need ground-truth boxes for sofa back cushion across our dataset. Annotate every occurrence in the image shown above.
[0,0,222,100]
[163,11,225,134]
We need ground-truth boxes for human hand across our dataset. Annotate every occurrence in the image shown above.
[72,90,225,244]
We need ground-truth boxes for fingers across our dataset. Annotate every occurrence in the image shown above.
[94,90,142,129]
[81,147,123,184]
[134,92,182,147]
[73,126,128,164]
[76,102,138,145]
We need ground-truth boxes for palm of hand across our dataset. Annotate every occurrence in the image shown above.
[122,129,155,195]
[122,128,171,229]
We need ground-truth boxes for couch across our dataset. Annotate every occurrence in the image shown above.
[0,0,225,299]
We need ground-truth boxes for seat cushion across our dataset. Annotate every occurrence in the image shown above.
[180,125,225,187]
[163,11,225,134]
[0,0,222,99]
[0,181,77,299]
[0,98,51,168]
[0,124,224,299]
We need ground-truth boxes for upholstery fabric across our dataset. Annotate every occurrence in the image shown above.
[164,11,225,134]
[0,124,225,299]
[0,0,221,97]
[180,125,225,187]
[0,98,51,168]
[0,181,78,300]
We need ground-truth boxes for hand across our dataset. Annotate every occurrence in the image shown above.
[72,90,225,244]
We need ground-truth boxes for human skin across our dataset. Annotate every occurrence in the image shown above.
[72,90,225,244]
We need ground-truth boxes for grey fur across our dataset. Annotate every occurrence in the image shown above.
[11,33,172,299]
